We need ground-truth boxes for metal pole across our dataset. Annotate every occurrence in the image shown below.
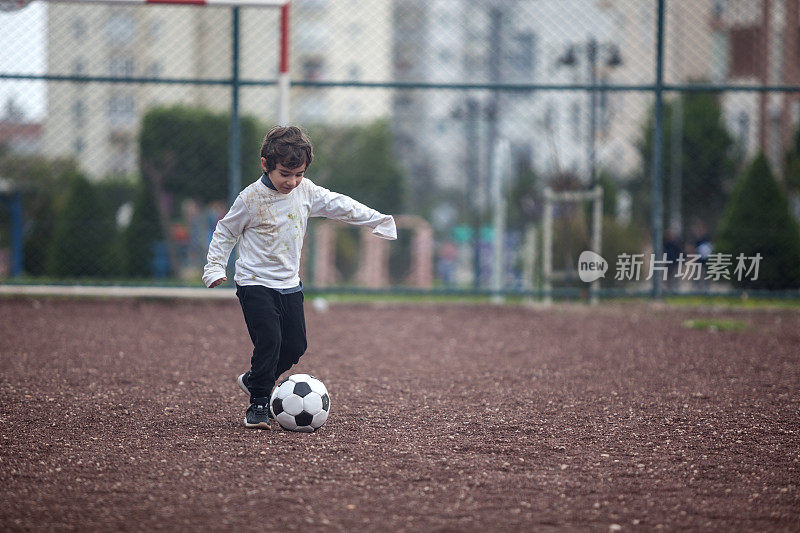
[466,98,481,290]
[543,188,553,304]
[491,138,509,303]
[278,1,290,125]
[588,38,597,187]
[228,6,242,207]
[590,185,603,305]
[487,7,502,191]
[651,0,666,299]
[522,225,537,299]
[669,94,683,235]
[11,191,23,277]
[669,7,684,236]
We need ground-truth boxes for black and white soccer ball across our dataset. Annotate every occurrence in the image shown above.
[270,374,330,432]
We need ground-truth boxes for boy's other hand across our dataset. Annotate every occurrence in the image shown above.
[209,277,227,288]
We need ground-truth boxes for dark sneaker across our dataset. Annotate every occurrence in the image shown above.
[237,371,252,396]
[244,402,271,429]
[238,372,274,419]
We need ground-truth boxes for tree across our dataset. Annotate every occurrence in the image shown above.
[134,105,264,276]
[637,91,737,235]
[139,106,263,203]
[302,120,407,283]
[0,153,80,276]
[716,153,800,289]
[505,161,539,231]
[307,120,406,215]
[786,126,800,192]
[123,179,164,277]
[46,173,119,278]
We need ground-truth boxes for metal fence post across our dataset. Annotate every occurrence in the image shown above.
[651,0,666,299]
[590,185,603,305]
[466,98,481,290]
[229,6,242,208]
[543,187,553,305]
[11,191,23,277]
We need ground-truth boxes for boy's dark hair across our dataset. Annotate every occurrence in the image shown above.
[260,125,314,172]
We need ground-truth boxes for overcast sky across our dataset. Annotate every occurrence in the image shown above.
[0,1,46,120]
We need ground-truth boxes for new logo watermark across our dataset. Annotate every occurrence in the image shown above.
[578,251,608,282]
[577,251,763,282]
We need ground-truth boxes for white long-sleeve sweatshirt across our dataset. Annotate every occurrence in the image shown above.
[203,176,397,288]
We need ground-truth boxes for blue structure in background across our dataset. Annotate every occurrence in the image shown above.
[0,179,24,277]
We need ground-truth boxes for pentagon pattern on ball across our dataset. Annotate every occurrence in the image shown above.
[321,393,330,411]
[295,411,313,427]
[293,381,312,398]
[271,397,283,416]
[269,373,331,432]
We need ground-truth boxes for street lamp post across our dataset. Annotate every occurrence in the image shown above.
[559,39,622,187]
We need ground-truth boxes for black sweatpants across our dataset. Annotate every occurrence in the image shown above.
[236,283,307,403]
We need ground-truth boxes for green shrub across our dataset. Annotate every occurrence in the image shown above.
[46,174,119,278]
[0,154,78,276]
[124,180,163,277]
[601,217,646,287]
[716,153,800,289]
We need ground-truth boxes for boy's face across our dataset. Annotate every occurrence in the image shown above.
[262,158,306,195]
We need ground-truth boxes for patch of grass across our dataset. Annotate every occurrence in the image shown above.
[306,291,499,305]
[682,318,746,332]
[665,295,800,309]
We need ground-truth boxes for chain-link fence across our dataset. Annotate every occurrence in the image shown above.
[1,0,799,296]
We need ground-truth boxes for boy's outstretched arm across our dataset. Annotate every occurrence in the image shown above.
[308,182,397,240]
[203,196,251,287]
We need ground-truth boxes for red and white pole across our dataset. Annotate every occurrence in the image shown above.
[278,1,290,125]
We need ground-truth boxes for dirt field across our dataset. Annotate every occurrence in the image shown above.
[1,297,798,531]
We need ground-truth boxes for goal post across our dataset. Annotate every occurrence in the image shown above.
[542,186,603,305]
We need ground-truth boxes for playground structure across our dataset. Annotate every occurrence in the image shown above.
[311,215,434,289]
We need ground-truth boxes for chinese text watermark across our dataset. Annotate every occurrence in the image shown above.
[579,252,762,282]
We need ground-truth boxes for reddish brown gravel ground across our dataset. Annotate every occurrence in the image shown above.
[1,297,799,531]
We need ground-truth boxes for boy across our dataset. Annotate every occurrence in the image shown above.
[203,125,397,429]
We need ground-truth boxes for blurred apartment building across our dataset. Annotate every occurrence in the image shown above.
[391,0,716,215]
[42,0,392,179]
[712,0,800,171]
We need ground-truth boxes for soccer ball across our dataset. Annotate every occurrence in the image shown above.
[270,374,330,432]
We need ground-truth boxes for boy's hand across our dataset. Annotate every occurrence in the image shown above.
[209,277,227,288]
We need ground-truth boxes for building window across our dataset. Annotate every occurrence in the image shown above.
[301,56,324,81]
[507,32,535,78]
[107,14,135,45]
[571,101,581,138]
[394,94,413,108]
[438,48,454,64]
[543,104,556,132]
[73,100,86,127]
[108,94,135,126]
[109,142,135,174]
[74,137,85,155]
[145,62,161,78]
[72,58,87,76]
[148,18,163,41]
[109,56,135,77]
[72,17,86,40]
[728,26,764,79]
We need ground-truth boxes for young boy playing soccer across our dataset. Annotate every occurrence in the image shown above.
[203,125,397,429]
